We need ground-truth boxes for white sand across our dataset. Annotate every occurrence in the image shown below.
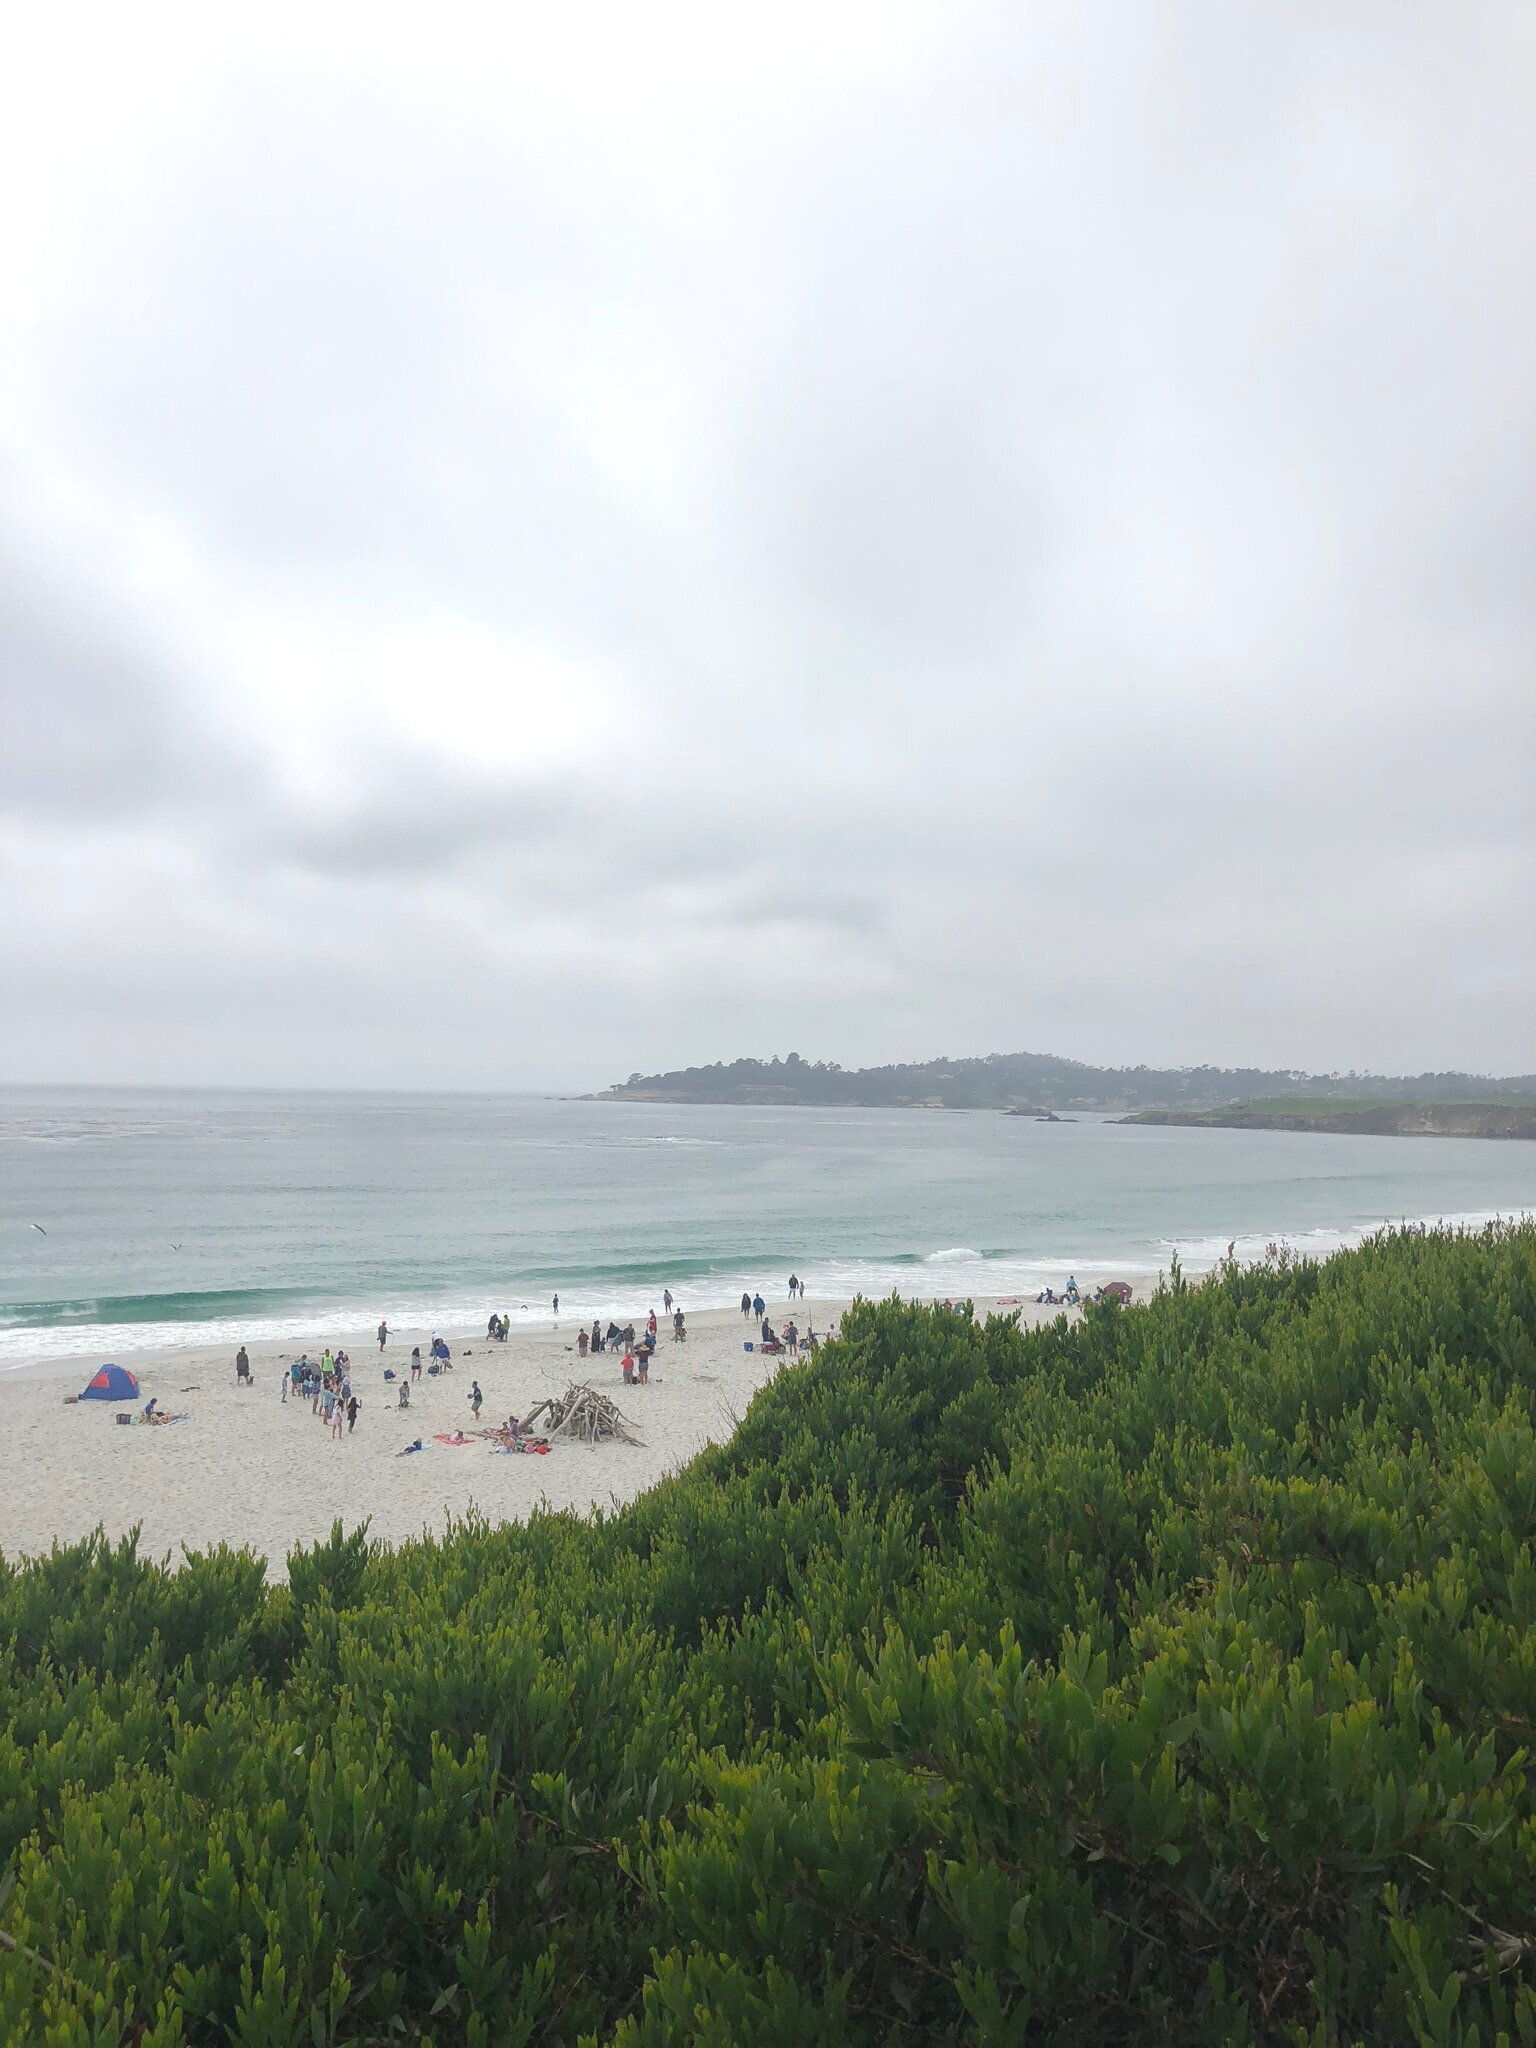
[0,1294,1106,1575]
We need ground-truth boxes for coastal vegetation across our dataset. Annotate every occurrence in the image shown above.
[600,1049,1536,1114]
[5,1222,1536,2044]
[1125,1101,1536,1139]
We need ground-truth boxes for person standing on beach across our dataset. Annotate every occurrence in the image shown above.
[752,1292,765,1321]
[552,1294,559,1318]
[377,1319,389,1351]
[280,1365,288,1403]
[788,1273,799,1299]
[663,1288,673,1313]
[741,1292,751,1319]
[411,1346,422,1379]
[470,1381,483,1422]
[331,1395,344,1439]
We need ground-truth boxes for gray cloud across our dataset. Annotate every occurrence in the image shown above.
[1,3,1533,1087]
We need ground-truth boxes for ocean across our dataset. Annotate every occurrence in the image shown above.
[3,1085,1534,1368]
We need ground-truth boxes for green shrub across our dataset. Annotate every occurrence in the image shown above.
[4,1223,1536,2045]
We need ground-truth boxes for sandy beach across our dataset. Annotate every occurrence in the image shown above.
[1,1293,1103,1573]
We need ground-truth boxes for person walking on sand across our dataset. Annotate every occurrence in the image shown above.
[280,1365,289,1403]
[470,1381,483,1422]
[741,1292,752,1319]
[331,1396,344,1439]
[347,1394,359,1433]
[377,1319,389,1351]
[410,1345,422,1380]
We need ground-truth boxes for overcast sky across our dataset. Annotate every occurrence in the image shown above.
[2,2,1532,1090]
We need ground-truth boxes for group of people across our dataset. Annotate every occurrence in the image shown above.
[282,1349,361,1438]
[755,1313,815,1355]
[739,1275,810,1323]
[578,1302,684,1366]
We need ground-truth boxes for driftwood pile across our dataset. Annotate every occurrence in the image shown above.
[521,1382,643,1447]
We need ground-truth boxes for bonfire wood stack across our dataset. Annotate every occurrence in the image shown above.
[521,1382,643,1446]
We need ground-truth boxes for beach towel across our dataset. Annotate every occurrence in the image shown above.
[433,1431,473,1447]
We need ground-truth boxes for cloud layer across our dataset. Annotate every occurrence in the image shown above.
[2,1,1533,1087]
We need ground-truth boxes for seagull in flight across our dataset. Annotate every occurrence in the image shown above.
[29,1222,47,1235]
[170,1242,183,1252]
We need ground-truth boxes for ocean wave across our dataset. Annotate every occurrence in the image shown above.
[4,1212,1530,1372]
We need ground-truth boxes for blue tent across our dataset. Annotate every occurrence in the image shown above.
[81,1363,140,1402]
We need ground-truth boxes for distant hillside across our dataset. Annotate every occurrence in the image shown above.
[1124,1099,1536,1139]
[600,1051,1536,1113]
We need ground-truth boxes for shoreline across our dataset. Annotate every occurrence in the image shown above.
[0,1293,1105,1573]
[12,1206,1528,1377]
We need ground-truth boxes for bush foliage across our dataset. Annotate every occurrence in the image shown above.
[4,1222,1536,2045]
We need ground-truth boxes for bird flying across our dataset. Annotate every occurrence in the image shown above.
[29,1222,47,1235]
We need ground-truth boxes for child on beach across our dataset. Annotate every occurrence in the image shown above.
[330,1398,344,1439]
[622,1350,635,1384]
[637,1349,649,1385]
[470,1381,483,1422]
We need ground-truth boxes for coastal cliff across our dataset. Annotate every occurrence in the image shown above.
[1122,1100,1536,1139]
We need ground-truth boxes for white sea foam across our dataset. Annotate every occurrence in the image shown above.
[6,1209,1532,1374]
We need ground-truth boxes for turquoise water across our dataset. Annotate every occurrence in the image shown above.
[2,1085,1534,1366]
